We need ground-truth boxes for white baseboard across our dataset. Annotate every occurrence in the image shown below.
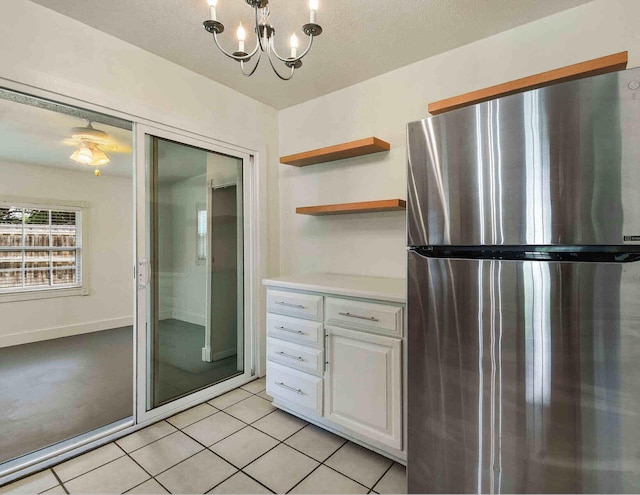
[172,309,206,327]
[0,316,134,349]
[213,347,236,361]
[202,346,212,362]
[202,345,236,363]
[159,309,173,321]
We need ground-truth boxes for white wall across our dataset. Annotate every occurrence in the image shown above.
[0,1,279,358]
[278,0,640,279]
[0,162,133,347]
[170,174,208,326]
[0,0,279,276]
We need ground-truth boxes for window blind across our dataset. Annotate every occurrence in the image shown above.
[0,206,82,292]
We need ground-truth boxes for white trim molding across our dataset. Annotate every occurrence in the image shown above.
[0,316,133,348]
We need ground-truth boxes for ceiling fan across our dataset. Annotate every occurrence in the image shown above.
[63,122,127,176]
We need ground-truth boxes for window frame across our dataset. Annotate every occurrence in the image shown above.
[196,202,207,265]
[0,197,89,303]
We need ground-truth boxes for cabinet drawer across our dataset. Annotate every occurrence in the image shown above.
[267,289,323,321]
[267,314,323,347]
[325,297,403,337]
[267,337,323,376]
[266,362,323,415]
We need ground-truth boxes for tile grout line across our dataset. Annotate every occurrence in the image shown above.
[320,462,379,491]
[228,472,275,495]
[165,405,219,429]
[284,461,324,494]
[117,421,179,454]
[368,460,396,493]
[48,443,130,486]
[178,385,398,493]
[204,466,275,495]
[124,451,172,494]
[220,419,341,494]
[200,470,239,494]
[179,410,254,448]
[124,476,159,494]
[49,468,69,494]
[13,380,403,495]
[137,409,269,482]
[0,384,264,493]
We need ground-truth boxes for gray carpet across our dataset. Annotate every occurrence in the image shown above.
[0,320,242,464]
[0,327,134,464]
[155,319,241,406]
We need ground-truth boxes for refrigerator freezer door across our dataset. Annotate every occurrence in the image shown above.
[408,250,640,493]
[407,67,640,247]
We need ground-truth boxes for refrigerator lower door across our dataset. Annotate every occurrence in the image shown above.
[408,250,640,493]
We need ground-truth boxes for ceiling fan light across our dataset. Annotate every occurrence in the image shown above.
[89,148,110,166]
[70,145,94,164]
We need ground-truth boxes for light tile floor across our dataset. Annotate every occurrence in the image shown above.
[0,378,407,494]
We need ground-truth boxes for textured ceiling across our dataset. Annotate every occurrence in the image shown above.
[30,0,593,109]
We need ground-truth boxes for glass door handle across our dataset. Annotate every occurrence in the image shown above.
[137,259,150,289]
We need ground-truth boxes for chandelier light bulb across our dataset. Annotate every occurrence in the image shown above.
[309,0,318,23]
[290,33,299,58]
[236,22,246,41]
[208,0,217,20]
[201,0,323,80]
[237,22,246,52]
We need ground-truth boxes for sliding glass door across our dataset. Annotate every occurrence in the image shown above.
[136,126,252,419]
[0,88,135,480]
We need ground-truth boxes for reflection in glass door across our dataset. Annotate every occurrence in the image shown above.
[147,136,244,408]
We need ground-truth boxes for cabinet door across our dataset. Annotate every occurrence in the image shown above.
[324,325,402,450]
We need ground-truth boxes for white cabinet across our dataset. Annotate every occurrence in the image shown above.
[325,297,403,337]
[263,274,406,462]
[266,361,323,415]
[324,325,402,450]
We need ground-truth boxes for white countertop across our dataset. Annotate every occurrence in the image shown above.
[262,273,407,304]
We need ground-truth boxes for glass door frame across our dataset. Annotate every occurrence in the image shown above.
[0,75,267,484]
[135,123,257,424]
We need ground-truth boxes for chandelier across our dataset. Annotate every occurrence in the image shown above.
[203,0,323,80]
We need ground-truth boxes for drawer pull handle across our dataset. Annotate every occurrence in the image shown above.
[275,301,306,309]
[277,326,305,335]
[276,351,304,362]
[338,312,380,322]
[276,382,304,395]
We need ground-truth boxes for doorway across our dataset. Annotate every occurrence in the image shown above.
[137,128,254,420]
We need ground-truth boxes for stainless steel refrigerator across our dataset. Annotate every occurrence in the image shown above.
[407,67,640,493]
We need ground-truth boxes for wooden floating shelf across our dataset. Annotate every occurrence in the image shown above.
[296,199,406,216]
[428,51,628,115]
[280,137,390,167]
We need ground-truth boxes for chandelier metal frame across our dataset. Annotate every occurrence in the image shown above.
[203,0,322,80]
